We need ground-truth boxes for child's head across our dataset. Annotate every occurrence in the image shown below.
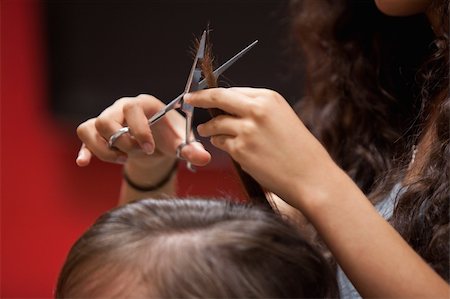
[56,199,338,298]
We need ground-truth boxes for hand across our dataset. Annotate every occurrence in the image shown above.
[184,87,337,202]
[76,94,211,170]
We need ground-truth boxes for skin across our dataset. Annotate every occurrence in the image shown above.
[374,0,433,16]
[75,0,448,296]
[77,89,449,297]
[183,87,449,298]
[76,94,211,203]
[375,0,443,37]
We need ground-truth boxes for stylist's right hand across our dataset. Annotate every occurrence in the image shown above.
[75,94,211,168]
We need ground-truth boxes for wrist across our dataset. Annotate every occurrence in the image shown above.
[303,167,364,220]
[284,161,349,215]
[124,156,177,191]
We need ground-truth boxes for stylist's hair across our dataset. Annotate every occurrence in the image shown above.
[291,0,449,280]
[56,199,338,298]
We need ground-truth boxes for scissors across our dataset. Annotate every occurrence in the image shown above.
[108,30,258,171]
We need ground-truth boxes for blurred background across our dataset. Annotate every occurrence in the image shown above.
[1,0,302,297]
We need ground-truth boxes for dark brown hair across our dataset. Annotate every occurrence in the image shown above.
[198,35,273,210]
[291,0,449,280]
[56,199,338,298]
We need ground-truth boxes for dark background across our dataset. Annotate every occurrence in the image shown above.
[44,0,302,125]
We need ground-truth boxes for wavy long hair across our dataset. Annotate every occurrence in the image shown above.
[291,0,449,280]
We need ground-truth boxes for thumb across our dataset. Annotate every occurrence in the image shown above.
[178,141,211,166]
[76,144,93,167]
[152,109,211,166]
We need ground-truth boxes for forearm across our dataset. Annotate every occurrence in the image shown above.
[288,166,449,298]
[183,87,448,296]
[119,157,178,205]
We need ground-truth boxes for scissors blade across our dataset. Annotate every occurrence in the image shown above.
[200,39,258,89]
[147,39,258,127]
[184,30,206,94]
[147,94,183,125]
[109,38,258,149]
[181,30,207,171]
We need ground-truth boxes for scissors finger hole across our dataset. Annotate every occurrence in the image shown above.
[108,130,140,153]
[176,143,188,161]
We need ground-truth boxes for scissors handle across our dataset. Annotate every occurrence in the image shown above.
[108,127,131,149]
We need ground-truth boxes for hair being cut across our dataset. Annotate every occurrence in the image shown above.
[56,199,338,298]
[197,35,273,210]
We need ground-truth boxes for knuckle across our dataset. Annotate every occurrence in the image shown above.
[240,120,255,137]
[265,89,284,105]
[136,94,154,102]
[113,97,130,106]
[262,88,279,98]
[211,135,226,149]
[248,101,266,120]
[94,116,110,134]
[212,87,227,102]
[76,120,90,138]
[136,94,165,110]
[229,140,243,159]
[263,88,275,96]
[122,101,136,114]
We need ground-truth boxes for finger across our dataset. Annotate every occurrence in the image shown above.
[210,135,234,153]
[228,87,272,98]
[179,141,212,166]
[96,95,165,154]
[95,110,140,153]
[76,143,93,167]
[196,114,240,137]
[123,95,160,154]
[151,109,188,155]
[77,119,128,164]
[183,88,252,116]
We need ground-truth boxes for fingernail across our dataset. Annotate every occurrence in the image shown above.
[142,142,154,155]
[77,149,84,161]
[197,124,204,135]
[199,132,208,138]
[116,156,128,164]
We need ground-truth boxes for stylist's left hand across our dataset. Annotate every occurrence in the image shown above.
[184,87,337,202]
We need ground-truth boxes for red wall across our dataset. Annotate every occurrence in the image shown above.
[1,1,244,297]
